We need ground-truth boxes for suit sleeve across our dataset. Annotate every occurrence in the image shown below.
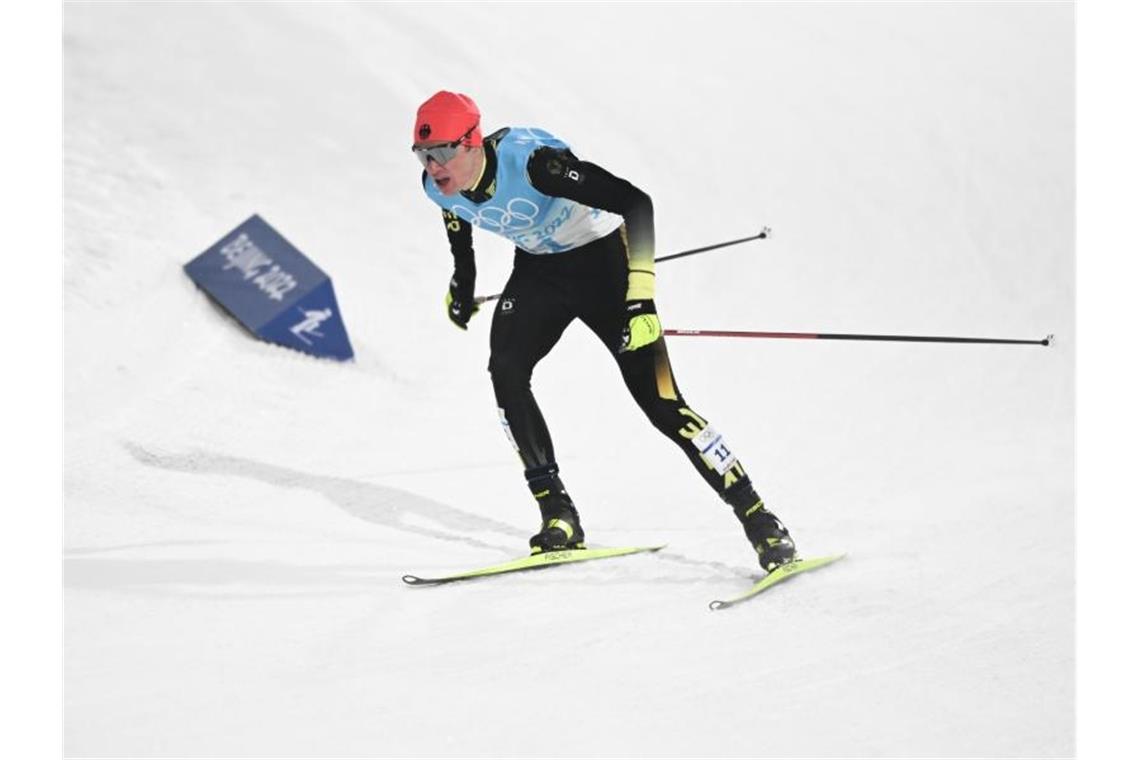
[526,147,655,301]
[425,171,476,279]
[442,210,475,280]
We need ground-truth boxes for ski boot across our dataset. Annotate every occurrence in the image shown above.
[726,483,797,572]
[526,468,586,554]
[740,500,797,572]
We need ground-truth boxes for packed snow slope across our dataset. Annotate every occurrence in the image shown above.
[64,3,1073,758]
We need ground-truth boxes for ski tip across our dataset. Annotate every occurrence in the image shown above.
[708,553,847,611]
[401,574,425,585]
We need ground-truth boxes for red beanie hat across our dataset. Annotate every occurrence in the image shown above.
[413,91,482,146]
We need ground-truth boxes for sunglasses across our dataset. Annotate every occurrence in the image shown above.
[411,124,477,168]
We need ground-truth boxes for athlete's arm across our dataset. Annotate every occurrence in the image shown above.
[525,147,655,301]
[441,209,475,273]
[424,171,479,328]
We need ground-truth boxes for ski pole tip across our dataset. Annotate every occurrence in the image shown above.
[1043,334,1054,346]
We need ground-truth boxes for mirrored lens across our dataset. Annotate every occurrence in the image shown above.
[412,144,459,168]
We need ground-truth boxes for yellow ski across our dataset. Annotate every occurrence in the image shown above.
[709,554,845,610]
[402,545,666,586]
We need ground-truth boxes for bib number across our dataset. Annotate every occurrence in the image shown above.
[691,426,738,475]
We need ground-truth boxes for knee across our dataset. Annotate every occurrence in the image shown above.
[640,398,686,437]
[488,352,532,394]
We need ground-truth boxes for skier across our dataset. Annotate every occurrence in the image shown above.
[411,90,797,571]
[290,307,331,345]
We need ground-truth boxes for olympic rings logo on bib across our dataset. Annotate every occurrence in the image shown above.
[452,198,540,233]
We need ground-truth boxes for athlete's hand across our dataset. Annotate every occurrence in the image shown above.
[619,299,662,353]
[445,269,479,329]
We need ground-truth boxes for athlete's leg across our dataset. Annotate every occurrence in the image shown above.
[487,259,572,470]
[488,255,584,551]
[575,233,797,568]
[611,328,756,500]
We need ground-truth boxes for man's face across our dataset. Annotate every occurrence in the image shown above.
[419,143,482,196]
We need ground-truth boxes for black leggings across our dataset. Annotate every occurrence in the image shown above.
[487,228,753,503]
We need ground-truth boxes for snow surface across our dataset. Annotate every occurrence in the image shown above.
[63,3,1074,757]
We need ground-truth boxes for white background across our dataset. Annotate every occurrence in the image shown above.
[4,0,1136,758]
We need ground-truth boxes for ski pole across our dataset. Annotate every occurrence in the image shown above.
[663,329,1053,346]
[654,227,770,263]
[474,227,771,306]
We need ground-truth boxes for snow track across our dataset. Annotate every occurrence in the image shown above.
[65,3,1073,756]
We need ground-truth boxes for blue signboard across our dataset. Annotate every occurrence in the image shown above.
[184,215,354,360]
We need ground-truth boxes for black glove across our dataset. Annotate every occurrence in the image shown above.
[445,268,479,329]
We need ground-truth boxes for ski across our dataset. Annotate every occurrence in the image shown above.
[402,545,666,586]
[709,554,845,610]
